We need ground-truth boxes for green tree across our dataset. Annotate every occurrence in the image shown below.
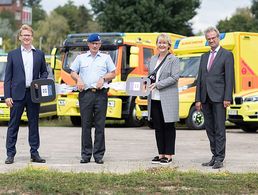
[251,0,258,31]
[34,11,70,53]
[54,0,97,33]
[0,11,17,51]
[90,0,200,35]
[24,0,46,28]
[0,10,16,31]
[0,18,15,51]
[217,8,255,32]
[251,0,258,20]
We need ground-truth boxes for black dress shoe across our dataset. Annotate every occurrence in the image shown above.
[95,159,104,164]
[202,159,215,166]
[5,156,14,164]
[80,158,90,163]
[212,161,223,169]
[31,155,46,163]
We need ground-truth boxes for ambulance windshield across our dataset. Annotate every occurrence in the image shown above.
[63,48,118,71]
[179,56,201,78]
[0,61,7,81]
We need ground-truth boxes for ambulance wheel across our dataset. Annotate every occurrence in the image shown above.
[186,106,205,130]
[70,116,81,126]
[125,103,144,127]
[147,120,154,129]
[239,124,257,133]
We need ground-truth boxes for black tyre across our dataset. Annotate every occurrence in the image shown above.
[125,103,144,127]
[239,124,258,133]
[147,120,154,129]
[70,116,81,126]
[186,106,205,130]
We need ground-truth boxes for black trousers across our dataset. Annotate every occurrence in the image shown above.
[79,89,108,161]
[151,100,176,155]
[202,95,226,162]
[6,89,40,157]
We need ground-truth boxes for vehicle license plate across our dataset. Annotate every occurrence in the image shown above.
[228,109,238,115]
[142,111,148,117]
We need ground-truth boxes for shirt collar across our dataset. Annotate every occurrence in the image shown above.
[21,45,36,52]
[86,51,101,57]
[210,46,220,53]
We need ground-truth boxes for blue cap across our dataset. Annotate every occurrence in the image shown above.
[87,33,101,42]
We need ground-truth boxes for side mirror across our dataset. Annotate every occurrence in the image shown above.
[129,46,139,68]
[50,48,58,69]
[51,48,62,70]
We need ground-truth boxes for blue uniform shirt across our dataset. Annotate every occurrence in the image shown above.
[70,51,116,90]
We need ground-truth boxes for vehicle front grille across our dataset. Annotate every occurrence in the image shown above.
[228,115,243,120]
[235,97,243,105]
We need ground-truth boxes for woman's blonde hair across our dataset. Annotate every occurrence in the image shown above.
[156,33,172,50]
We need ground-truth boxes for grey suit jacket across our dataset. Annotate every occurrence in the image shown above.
[147,53,180,123]
[195,47,234,103]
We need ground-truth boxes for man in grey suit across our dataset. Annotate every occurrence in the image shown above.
[195,27,234,169]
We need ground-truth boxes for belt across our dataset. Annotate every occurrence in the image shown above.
[85,88,108,93]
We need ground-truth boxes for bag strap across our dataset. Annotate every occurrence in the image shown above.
[150,53,170,75]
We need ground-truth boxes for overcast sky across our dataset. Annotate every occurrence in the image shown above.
[41,0,252,34]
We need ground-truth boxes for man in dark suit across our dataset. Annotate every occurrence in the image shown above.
[195,27,234,169]
[4,24,48,164]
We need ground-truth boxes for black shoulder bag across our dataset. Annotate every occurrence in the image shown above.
[148,53,170,84]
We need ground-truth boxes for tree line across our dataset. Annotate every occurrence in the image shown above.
[0,0,258,53]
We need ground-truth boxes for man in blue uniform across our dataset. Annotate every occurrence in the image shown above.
[70,33,116,164]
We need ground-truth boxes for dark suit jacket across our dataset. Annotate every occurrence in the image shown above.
[195,47,234,103]
[4,47,48,100]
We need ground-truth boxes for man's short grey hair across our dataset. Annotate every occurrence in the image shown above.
[204,26,220,38]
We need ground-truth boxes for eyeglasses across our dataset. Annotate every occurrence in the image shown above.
[206,36,218,41]
[21,34,32,37]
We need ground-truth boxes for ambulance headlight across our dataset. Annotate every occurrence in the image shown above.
[108,100,115,107]
[58,100,66,106]
[178,85,188,92]
[244,96,258,102]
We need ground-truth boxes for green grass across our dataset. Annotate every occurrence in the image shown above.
[0,167,258,194]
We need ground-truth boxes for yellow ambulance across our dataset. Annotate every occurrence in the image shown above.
[0,54,57,122]
[52,32,184,126]
[174,32,258,129]
[227,89,258,132]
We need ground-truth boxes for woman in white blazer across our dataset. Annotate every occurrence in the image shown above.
[147,33,180,165]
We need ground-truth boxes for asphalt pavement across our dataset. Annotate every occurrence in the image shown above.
[0,125,258,173]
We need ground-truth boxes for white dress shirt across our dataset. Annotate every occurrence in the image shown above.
[21,45,35,88]
[151,58,162,100]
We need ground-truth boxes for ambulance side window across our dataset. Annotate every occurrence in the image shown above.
[143,48,153,71]
[121,45,132,81]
